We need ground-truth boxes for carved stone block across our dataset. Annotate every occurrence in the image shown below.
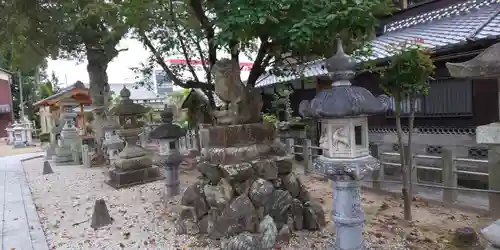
[105,167,164,189]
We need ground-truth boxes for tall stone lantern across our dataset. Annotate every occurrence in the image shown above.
[107,86,163,188]
[149,105,186,198]
[299,39,386,250]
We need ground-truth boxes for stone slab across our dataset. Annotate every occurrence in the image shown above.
[476,122,500,145]
[200,123,276,148]
[200,142,287,165]
[106,167,165,189]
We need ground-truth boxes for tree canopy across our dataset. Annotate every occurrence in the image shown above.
[128,0,394,106]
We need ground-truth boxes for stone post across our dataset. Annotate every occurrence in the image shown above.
[299,39,387,249]
[158,138,183,197]
[488,145,500,214]
[150,105,185,198]
[331,180,365,249]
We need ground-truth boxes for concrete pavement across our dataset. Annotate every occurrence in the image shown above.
[0,152,48,250]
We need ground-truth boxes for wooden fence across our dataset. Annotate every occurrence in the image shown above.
[282,137,500,213]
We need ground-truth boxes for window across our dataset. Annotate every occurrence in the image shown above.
[169,141,176,149]
[354,126,363,146]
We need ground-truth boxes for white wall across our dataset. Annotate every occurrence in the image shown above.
[0,71,9,81]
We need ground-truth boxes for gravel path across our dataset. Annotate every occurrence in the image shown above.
[22,157,494,249]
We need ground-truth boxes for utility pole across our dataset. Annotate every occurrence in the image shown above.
[18,71,25,120]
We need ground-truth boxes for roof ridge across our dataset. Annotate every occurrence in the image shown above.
[384,0,498,33]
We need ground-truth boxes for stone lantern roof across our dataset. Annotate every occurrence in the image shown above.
[149,105,186,140]
[446,41,500,78]
[299,39,385,119]
[110,86,149,116]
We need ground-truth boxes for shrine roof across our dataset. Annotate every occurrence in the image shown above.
[34,81,90,106]
[0,68,13,75]
[255,0,500,88]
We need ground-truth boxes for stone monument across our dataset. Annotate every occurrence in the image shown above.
[55,119,79,165]
[106,86,163,189]
[299,39,386,250]
[176,59,325,248]
[149,105,186,198]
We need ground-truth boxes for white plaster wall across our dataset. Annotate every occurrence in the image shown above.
[0,71,9,81]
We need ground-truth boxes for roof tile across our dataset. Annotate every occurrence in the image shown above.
[255,0,500,88]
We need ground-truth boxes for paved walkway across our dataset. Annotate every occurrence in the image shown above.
[0,152,48,250]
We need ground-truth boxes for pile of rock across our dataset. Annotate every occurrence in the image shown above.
[176,123,325,249]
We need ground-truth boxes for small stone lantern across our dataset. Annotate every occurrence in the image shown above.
[149,105,186,197]
[102,118,124,165]
[299,39,386,250]
[107,86,162,188]
[12,121,26,148]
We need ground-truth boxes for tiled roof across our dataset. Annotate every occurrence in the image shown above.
[82,83,163,101]
[254,60,327,89]
[108,83,161,101]
[255,0,500,88]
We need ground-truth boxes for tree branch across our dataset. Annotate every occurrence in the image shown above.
[169,0,201,84]
[138,31,213,90]
[189,0,216,66]
[247,38,271,87]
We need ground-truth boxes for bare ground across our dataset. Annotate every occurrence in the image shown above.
[0,139,42,157]
[22,157,493,250]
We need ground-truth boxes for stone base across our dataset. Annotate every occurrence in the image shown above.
[13,142,27,148]
[105,167,164,189]
[328,240,368,250]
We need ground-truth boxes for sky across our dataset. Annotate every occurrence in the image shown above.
[46,38,254,87]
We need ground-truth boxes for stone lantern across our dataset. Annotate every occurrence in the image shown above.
[5,122,14,145]
[299,39,386,250]
[107,86,163,188]
[149,105,186,198]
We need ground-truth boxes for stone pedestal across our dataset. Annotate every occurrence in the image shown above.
[313,156,379,250]
[107,167,163,189]
[177,122,325,246]
[106,127,161,188]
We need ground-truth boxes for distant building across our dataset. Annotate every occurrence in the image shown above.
[0,69,13,137]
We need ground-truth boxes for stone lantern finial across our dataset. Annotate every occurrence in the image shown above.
[325,38,357,85]
[120,86,131,99]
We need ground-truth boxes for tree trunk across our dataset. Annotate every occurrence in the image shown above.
[394,92,412,221]
[408,96,416,205]
[86,47,111,166]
